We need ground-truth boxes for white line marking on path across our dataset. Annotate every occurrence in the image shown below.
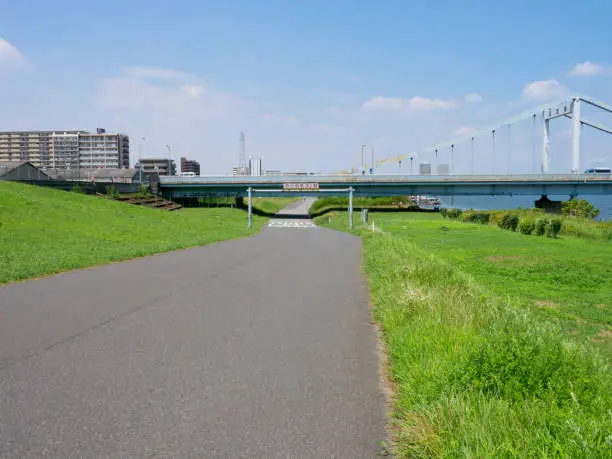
[267,220,317,228]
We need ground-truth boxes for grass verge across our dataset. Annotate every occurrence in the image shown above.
[0,181,265,285]
[316,211,611,457]
[310,196,417,216]
[251,197,300,214]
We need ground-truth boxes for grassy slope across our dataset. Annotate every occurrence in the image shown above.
[0,181,265,285]
[310,196,416,215]
[382,213,612,348]
[316,211,611,457]
[251,197,300,214]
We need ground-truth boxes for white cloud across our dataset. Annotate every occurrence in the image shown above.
[183,85,204,98]
[465,93,483,103]
[123,66,193,80]
[313,123,348,134]
[522,79,569,101]
[262,113,299,128]
[0,38,27,70]
[453,126,476,136]
[568,61,611,77]
[362,95,457,113]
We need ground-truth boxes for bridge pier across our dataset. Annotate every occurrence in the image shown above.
[535,194,563,214]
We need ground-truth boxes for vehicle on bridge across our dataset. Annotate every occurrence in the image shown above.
[585,167,611,174]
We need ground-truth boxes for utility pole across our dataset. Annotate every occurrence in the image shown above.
[138,136,145,183]
[240,132,247,176]
[361,144,366,172]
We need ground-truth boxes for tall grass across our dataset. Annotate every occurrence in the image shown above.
[363,232,611,457]
[310,196,416,215]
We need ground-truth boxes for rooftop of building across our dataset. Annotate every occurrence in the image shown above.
[0,161,50,179]
[46,168,138,180]
[0,129,128,136]
[0,161,29,177]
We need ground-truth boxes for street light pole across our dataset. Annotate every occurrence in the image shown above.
[138,136,146,183]
[361,144,366,172]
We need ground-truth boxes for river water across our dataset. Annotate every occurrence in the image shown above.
[438,195,612,220]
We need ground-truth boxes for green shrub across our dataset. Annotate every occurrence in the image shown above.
[499,213,519,231]
[446,208,463,219]
[70,184,84,194]
[440,208,448,218]
[489,211,505,226]
[535,218,549,236]
[546,218,563,238]
[105,185,119,199]
[136,183,150,198]
[519,219,535,235]
[461,210,476,223]
[473,211,490,225]
[562,198,599,219]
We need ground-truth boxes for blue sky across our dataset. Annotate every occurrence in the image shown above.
[1,0,611,174]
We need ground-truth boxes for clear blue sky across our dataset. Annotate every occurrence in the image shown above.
[1,0,611,174]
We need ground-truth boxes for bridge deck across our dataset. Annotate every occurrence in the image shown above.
[159,174,612,198]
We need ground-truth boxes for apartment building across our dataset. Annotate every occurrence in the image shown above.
[0,128,129,169]
[135,158,176,176]
[79,129,130,169]
[180,156,200,175]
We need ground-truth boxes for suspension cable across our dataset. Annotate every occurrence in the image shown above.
[471,136,475,174]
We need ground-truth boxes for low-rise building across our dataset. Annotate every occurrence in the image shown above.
[180,156,200,175]
[135,158,176,176]
[0,161,50,181]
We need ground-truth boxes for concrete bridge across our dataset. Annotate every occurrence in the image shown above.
[160,174,612,228]
[160,174,612,199]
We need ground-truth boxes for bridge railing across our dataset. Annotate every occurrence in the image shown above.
[160,173,612,185]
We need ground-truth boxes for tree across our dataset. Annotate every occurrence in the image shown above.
[561,199,599,219]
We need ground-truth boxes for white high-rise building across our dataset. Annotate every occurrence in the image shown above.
[249,157,263,176]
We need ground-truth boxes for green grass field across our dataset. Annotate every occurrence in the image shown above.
[251,197,300,214]
[317,211,611,457]
[0,181,266,285]
[309,196,417,216]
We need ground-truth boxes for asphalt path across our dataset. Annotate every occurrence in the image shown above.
[0,202,387,457]
[275,197,317,216]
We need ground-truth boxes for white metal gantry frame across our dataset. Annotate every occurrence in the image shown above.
[542,96,612,173]
[352,94,612,176]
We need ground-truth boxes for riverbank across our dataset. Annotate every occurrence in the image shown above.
[0,181,265,285]
[316,211,611,457]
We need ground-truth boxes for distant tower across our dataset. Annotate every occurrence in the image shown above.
[239,132,247,176]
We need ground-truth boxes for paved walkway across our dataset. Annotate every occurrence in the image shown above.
[0,203,387,457]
